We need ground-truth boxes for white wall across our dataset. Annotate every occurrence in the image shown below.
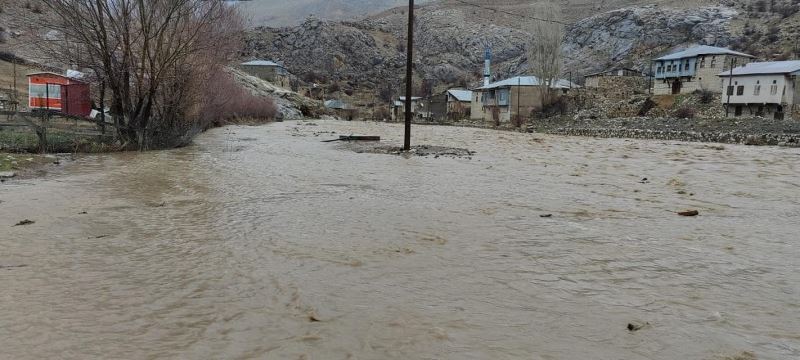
[719,74,793,106]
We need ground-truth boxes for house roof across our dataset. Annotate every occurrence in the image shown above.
[241,60,284,67]
[477,76,578,90]
[655,45,754,61]
[26,71,87,84]
[447,89,473,102]
[718,61,800,77]
[398,96,422,101]
[324,99,349,109]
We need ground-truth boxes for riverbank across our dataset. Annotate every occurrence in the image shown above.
[527,116,800,147]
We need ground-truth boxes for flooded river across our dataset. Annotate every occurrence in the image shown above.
[1,121,798,359]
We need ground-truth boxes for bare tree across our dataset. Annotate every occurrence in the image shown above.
[39,0,244,149]
[526,1,564,107]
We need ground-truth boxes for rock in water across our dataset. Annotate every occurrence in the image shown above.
[678,210,700,217]
[0,171,16,178]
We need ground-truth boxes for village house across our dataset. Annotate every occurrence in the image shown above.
[470,76,576,124]
[584,67,647,90]
[652,45,755,95]
[240,60,291,90]
[324,99,358,120]
[717,61,800,120]
[27,72,91,117]
[423,89,473,122]
[391,96,422,122]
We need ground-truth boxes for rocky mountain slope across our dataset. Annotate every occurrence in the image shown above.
[243,0,800,109]
[235,0,432,27]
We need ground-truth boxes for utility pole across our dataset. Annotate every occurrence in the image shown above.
[403,0,414,151]
[725,57,734,117]
[12,55,17,111]
[516,76,521,126]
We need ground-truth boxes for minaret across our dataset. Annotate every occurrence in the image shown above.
[483,46,492,87]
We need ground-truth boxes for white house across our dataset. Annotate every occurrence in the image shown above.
[652,45,755,95]
[717,60,800,120]
[470,76,578,124]
[391,96,422,122]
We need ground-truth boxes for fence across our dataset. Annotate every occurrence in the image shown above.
[0,111,116,153]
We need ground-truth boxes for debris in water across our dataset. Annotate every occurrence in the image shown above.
[540,214,553,218]
[639,177,650,184]
[719,351,757,360]
[13,219,34,226]
[308,312,322,322]
[627,321,649,332]
[678,210,700,217]
[0,264,28,270]
[79,211,88,215]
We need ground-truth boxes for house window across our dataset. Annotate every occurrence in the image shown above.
[710,56,717,68]
[700,56,706,68]
[727,86,735,96]
[737,85,744,95]
[29,84,61,99]
[754,84,761,96]
[684,62,690,71]
[770,84,778,95]
[498,89,510,106]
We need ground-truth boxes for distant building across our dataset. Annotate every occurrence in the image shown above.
[391,96,422,122]
[471,76,577,124]
[584,67,646,89]
[325,99,358,120]
[240,60,291,89]
[652,45,755,95]
[424,89,473,122]
[27,72,91,117]
[717,61,800,120]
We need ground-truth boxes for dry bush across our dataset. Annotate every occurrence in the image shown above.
[674,106,696,119]
[201,70,276,126]
[696,89,715,104]
[41,0,245,149]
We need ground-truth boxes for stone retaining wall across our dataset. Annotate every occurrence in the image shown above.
[537,127,800,147]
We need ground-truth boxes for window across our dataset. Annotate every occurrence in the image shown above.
[710,56,717,68]
[754,84,761,96]
[684,62,690,71]
[700,56,706,68]
[497,89,509,106]
[770,84,778,95]
[727,86,735,96]
[737,85,744,95]
[29,84,61,99]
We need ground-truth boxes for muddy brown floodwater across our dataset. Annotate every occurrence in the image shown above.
[1,120,799,359]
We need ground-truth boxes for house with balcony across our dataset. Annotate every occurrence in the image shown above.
[652,45,755,95]
[717,61,800,120]
[470,76,576,124]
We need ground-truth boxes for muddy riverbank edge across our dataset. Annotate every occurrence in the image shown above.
[526,116,800,147]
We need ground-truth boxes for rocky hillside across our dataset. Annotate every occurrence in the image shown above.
[235,0,432,27]
[243,0,800,109]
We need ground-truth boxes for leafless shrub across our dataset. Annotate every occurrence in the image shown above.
[201,70,276,126]
[526,1,564,106]
[40,0,245,149]
[696,89,715,104]
[674,106,696,119]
